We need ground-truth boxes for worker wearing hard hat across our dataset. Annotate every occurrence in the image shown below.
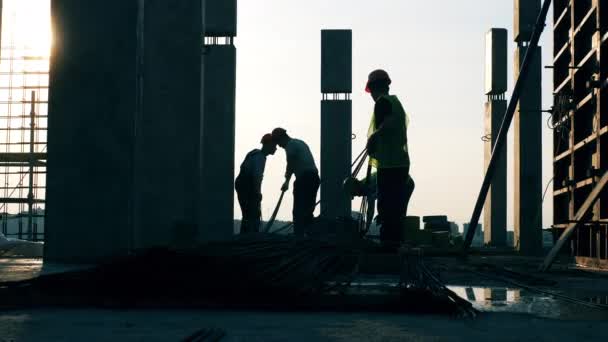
[235,133,277,234]
[365,69,415,248]
[272,128,320,236]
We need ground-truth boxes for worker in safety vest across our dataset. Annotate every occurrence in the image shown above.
[272,128,320,236]
[365,69,415,248]
[235,133,277,234]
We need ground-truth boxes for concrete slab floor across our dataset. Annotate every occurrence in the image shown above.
[1,309,608,341]
[2,258,608,340]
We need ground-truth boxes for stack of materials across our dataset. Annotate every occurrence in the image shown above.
[423,216,452,248]
[0,234,475,317]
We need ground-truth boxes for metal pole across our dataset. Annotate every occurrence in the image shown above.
[463,0,552,251]
[27,91,35,240]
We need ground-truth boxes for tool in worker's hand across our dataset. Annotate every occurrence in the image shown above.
[271,148,370,235]
[264,190,285,232]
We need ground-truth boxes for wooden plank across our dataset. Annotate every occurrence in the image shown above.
[576,92,594,110]
[540,170,608,271]
[572,5,597,38]
[553,41,571,63]
[554,75,572,93]
[553,187,569,196]
[554,5,570,30]
[554,149,571,162]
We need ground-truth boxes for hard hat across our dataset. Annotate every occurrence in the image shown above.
[365,69,391,93]
[271,127,287,142]
[260,133,274,145]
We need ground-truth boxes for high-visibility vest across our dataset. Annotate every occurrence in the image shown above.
[367,95,410,169]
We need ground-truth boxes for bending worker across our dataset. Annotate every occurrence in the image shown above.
[272,128,320,236]
[235,133,277,234]
[365,69,415,248]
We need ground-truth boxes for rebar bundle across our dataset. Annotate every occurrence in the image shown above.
[0,234,476,317]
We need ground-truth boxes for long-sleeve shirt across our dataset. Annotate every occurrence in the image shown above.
[284,138,318,179]
[238,149,267,194]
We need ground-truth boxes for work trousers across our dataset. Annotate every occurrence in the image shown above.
[293,171,320,236]
[235,178,261,234]
[377,166,415,246]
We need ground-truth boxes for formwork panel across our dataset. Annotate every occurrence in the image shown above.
[484,29,508,95]
[205,0,237,36]
[321,30,352,93]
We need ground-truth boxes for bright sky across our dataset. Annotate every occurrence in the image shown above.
[235,0,555,229]
[0,0,50,214]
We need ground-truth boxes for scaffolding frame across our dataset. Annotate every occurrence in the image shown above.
[0,2,48,241]
[552,0,608,266]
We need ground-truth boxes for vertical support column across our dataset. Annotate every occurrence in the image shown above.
[27,91,35,241]
[0,0,3,59]
[514,0,543,255]
[199,0,237,241]
[320,30,352,220]
[592,0,606,240]
[483,28,508,247]
[45,0,138,262]
[133,0,203,249]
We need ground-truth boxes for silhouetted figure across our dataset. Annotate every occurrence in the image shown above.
[365,69,415,248]
[272,128,320,236]
[235,134,277,233]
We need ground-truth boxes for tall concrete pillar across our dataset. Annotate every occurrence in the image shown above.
[483,28,507,247]
[199,0,237,241]
[134,0,203,249]
[513,0,543,255]
[45,0,138,262]
[320,30,352,220]
[46,0,205,262]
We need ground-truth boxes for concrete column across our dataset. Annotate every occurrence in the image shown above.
[133,0,203,249]
[483,28,508,247]
[46,0,206,261]
[484,100,508,246]
[199,0,237,241]
[45,0,138,262]
[514,44,543,254]
[320,30,352,220]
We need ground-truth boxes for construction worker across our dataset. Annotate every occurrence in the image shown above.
[365,69,415,248]
[271,128,320,236]
[235,133,277,234]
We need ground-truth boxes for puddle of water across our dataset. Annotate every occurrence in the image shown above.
[345,276,608,320]
[448,286,608,320]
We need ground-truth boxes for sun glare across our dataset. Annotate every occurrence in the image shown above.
[4,0,52,57]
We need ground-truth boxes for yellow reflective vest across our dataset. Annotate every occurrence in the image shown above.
[367,95,410,169]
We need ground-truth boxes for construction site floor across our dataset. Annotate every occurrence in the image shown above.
[1,257,608,341]
[3,308,608,341]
